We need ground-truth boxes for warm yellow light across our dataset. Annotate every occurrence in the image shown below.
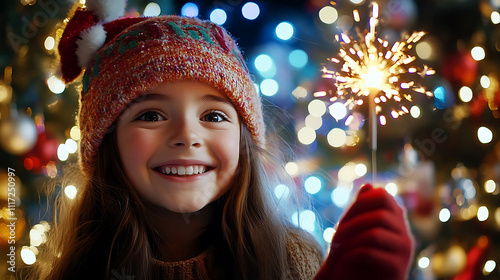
[298,127,316,145]
[44,36,55,51]
[484,180,496,193]
[362,66,384,88]
[285,162,299,176]
[70,126,81,141]
[64,185,77,200]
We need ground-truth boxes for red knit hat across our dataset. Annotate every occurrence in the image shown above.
[58,0,265,175]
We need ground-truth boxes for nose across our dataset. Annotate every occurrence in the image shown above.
[168,117,202,148]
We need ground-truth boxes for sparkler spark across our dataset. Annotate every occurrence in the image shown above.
[318,2,435,122]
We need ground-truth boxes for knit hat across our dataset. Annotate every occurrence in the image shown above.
[58,0,265,175]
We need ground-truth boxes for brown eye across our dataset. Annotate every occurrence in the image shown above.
[202,111,228,122]
[137,111,164,122]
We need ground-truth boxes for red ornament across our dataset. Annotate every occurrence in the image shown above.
[22,132,59,174]
[441,51,478,87]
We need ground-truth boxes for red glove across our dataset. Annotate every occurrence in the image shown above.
[315,184,414,280]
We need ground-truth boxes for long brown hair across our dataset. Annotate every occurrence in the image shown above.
[30,123,306,279]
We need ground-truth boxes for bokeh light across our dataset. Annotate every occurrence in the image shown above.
[477,126,493,144]
[210,8,227,25]
[21,247,36,265]
[289,49,308,68]
[260,79,279,96]
[480,75,491,88]
[355,163,367,177]
[304,176,322,194]
[64,185,77,199]
[242,2,260,20]
[385,182,398,196]
[477,206,489,221]
[471,46,485,61]
[285,162,299,176]
[322,227,335,243]
[292,210,316,232]
[143,2,161,16]
[327,128,346,147]
[329,102,347,120]
[57,143,69,161]
[276,22,294,40]
[292,86,307,98]
[458,86,473,103]
[319,6,338,24]
[70,126,80,141]
[492,11,500,24]
[484,180,496,193]
[274,184,289,200]
[410,105,421,118]
[308,100,327,117]
[439,208,451,222]
[254,54,274,72]
[484,260,496,274]
[47,76,65,94]
[44,36,55,51]
[305,114,323,130]
[298,126,316,145]
[331,186,351,207]
[418,257,430,269]
[416,41,433,60]
[181,2,198,17]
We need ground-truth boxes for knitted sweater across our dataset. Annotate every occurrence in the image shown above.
[151,230,325,279]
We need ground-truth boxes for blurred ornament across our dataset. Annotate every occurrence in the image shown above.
[0,112,38,155]
[453,236,490,280]
[0,170,27,247]
[432,244,468,278]
[22,132,59,174]
[441,51,478,87]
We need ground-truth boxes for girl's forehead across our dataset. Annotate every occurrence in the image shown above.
[131,81,233,106]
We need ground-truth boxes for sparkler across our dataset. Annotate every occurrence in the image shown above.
[317,2,435,185]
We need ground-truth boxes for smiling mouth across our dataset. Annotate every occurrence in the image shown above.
[155,165,211,176]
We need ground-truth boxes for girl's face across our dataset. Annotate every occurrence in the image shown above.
[116,81,241,213]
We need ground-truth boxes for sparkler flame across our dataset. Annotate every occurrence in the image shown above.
[318,2,435,122]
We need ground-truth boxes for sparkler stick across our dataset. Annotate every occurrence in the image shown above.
[317,2,435,186]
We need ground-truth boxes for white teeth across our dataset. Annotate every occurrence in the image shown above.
[158,165,208,175]
[177,166,185,175]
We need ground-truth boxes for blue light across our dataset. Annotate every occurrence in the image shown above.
[181,2,199,17]
[254,54,273,72]
[304,176,322,194]
[331,187,350,207]
[289,49,308,68]
[291,210,316,232]
[242,2,260,20]
[260,79,279,96]
[276,21,294,40]
[433,86,446,109]
[274,184,290,199]
[210,8,227,25]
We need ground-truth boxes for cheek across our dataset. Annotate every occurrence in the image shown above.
[117,128,159,177]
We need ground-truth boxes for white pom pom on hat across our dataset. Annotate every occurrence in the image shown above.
[76,24,107,68]
[74,0,126,68]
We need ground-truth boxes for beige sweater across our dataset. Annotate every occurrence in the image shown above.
[152,230,325,279]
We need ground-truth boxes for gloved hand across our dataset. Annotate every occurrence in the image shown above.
[315,184,414,280]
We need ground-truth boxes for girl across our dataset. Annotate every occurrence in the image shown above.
[32,0,413,279]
